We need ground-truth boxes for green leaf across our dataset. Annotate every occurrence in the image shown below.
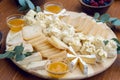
[15,54,26,61]
[26,0,35,10]
[0,51,11,59]
[18,0,26,7]
[109,18,118,22]
[117,50,120,54]
[112,19,120,26]
[6,52,16,58]
[24,52,32,57]
[94,13,100,19]
[18,6,28,11]
[112,38,120,46]
[99,14,110,23]
[111,38,120,54]
[36,6,41,12]
[14,44,24,55]
[103,40,109,45]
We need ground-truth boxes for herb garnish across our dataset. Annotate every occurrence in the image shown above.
[103,38,120,54]
[0,44,33,61]
[94,13,120,27]
[111,38,120,54]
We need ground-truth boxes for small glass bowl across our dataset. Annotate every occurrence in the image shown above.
[79,0,114,15]
[44,1,63,14]
[6,14,25,32]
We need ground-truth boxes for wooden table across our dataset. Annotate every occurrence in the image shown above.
[0,0,120,80]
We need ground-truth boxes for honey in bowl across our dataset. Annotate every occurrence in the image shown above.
[44,2,63,14]
[46,62,69,74]
[7,14,25,32]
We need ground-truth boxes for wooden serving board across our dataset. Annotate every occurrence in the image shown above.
[6,11,117,80]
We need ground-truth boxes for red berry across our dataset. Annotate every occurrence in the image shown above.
[99,0,104,5]
[90,0,95,4]
[91,2,98,6]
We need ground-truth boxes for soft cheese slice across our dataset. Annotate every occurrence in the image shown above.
[69,58,79,71]
[22,26,42,40]
[79,55,96,64]
[23,43,33,53]
[48,51,67,63]
[7,31,23,46]
[27,60,49,70]
[48,36,68,49]
[89,22,99,36]
[75,17,87,32]
[17,52,42,65]
[78,57,88,75]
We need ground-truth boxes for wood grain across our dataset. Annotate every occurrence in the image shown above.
[0,0,120,80]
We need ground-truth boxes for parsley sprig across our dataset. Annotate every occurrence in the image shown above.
[0,44,32,61]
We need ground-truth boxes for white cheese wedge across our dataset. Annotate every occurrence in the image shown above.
[79,55,96,64]
[17,52,42,65]
[27,60,49,70]
[7,31,23,46]
[78,57,88,75]
[69,58,78,71]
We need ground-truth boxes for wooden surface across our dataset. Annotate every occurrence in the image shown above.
[0,0,120,80]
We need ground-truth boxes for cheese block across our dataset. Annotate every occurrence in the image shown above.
[22,26,42,40]
[17,52,42,65]
[7,31,23,46]
[27,60,49,70]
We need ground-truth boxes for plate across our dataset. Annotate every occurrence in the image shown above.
[6,11,117,79]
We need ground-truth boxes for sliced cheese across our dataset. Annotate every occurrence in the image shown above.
[17,52,42,65]
[48,36,68,49]
[27,60,49,70]
[7,31,23,46]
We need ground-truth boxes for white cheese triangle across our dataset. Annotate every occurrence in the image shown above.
[78,57,88,75]
[79,55,96,64]
[27,60,49,70]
